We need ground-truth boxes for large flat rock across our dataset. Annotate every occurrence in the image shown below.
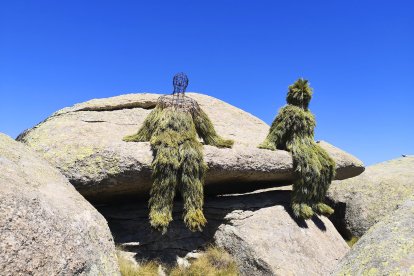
[98,189,350,276]
[328,156,414,238]
[17,93,364,202]
[0,133,119,275]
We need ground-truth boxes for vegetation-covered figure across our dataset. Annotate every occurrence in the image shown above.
[259,79,336,219]
[124,73,233,233]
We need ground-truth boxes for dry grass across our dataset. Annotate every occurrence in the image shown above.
[117,246,238,276]
[170,247,238,276]
[117,250,160,276]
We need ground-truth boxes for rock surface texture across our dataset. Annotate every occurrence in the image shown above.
[328,156,414,238]
[97,189,349,276]
[0,133,119,275]
[17,93,364,201]
[332,197,414,275]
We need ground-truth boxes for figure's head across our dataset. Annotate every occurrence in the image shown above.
[286,78,313,109]
[173,72,189,95]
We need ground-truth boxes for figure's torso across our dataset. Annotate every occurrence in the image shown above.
[276,105,316,150]
[150,107,198,146]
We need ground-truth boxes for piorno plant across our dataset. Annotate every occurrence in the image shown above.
[259,78,336,219]
[123,73,233,233]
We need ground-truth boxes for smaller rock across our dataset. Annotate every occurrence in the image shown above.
[185,251,203,260]
[177,251,203,269]
[331,197,414,275]
[176,257,190,269]
[158,265,167,276]
[328,156,414,238]
[0,133,119,275]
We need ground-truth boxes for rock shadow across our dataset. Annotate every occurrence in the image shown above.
[96,188,326,264]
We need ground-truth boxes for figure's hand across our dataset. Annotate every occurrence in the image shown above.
[123,134,142,142]
[215,138,234,148]
[258,141,276,151]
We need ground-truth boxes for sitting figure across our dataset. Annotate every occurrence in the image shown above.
[259,78,336,219]
[124,73,233,233]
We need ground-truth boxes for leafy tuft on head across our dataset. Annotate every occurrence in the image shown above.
[286,78,313,109]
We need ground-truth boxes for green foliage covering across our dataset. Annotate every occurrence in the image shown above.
[193,109,235,148]
[124,100,233,233]
[259,79,336,219]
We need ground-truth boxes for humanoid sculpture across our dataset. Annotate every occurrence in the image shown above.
[124,73,233,233]
[259,79,336,219]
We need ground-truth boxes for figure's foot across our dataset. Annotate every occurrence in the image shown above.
[292,202,314,219]
[312,203,334,216]
[149,211,173,234]
[184,209,207,232]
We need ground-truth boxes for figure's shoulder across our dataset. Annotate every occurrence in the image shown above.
[278,105,303,117]
[305,109,315,119]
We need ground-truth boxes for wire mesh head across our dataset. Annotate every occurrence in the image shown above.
[157,72,198,111]
[171,72,189,107]
[173,72,188,96]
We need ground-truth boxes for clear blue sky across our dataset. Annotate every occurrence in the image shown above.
[1,1,413,166]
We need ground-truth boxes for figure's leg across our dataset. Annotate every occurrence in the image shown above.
[311,145,336,216]
[178,140,207,232]
[148,144,180,234]
[290,142,322,219]
[291,179,314,219]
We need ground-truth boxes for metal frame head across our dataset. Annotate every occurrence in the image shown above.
[173,72,188,96]
[171,72,189,107]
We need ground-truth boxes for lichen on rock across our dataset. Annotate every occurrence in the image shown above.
[332,196,414,275]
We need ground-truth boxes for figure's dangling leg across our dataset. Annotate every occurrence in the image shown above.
[291,178,314,219]
[290,143,318,220]
[311,146,336,216]
[148,145,180,234]
[178,140,207,232]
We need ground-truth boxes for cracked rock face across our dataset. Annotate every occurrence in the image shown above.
[328,156,414,238]
[98,188,349,276]
[331,197,414,275]
[0,133,119,275]
[17,93,364,202]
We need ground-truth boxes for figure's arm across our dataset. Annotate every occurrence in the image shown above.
[123,106,161,142]
[258,118,280,150]
[258,107,289,150]
[193,109,234,148]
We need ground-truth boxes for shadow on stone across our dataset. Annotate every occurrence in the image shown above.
[311,216,327,231]
[96,189,295,263]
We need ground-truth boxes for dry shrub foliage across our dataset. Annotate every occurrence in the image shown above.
[124,96,233,233]
[117,246,238,276]
[170,247,238,276]
[117,250,160,276]
[259,79,336,219]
